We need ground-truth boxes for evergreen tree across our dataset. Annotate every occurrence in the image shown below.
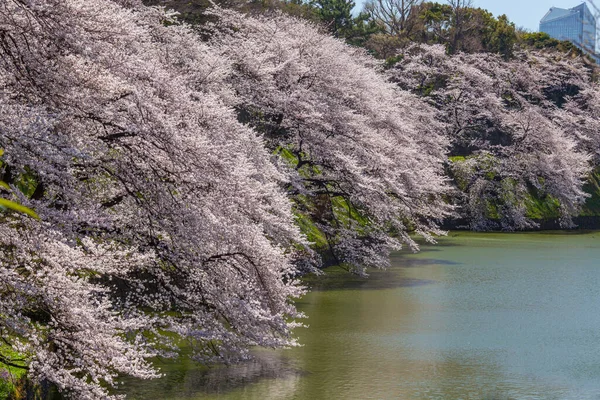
[311,0,380,45]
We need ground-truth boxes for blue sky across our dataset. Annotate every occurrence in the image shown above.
[354,1,597,32]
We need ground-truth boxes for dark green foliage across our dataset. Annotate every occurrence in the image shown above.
[275,146,372,258]
[486,15,516,60]
[524,188,561,220]
[519,32,584,56]
[580,169,600,217]
[310,0,354,35]
[310,0,381,45]
[294,210,329,249]
[0,345,28,400]
[0,152,40,219]
[414,2,452,44]
[383,54,404,69]
[407,2,517,58]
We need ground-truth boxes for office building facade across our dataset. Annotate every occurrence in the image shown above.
[540,3,597,57]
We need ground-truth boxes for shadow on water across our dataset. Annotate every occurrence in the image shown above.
[302,244,465,291]
[392,257,462,267]
[304,263,453,292]
[306,275,435,291]
[116,350,305,399]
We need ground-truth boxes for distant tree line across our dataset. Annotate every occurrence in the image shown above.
[145,0,591,61]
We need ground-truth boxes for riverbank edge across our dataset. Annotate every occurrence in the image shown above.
[440,216,600,231]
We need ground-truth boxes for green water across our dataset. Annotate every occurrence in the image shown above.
[123,231,600,399]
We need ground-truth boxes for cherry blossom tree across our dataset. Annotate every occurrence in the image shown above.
[0,0,306,397]
[390,44,593,230]
[207,9,452,274]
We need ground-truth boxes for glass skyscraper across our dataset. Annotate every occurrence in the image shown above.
[539,3,597,58]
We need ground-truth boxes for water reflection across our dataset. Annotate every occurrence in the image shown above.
[119,349,303,400]
[122,231,600,400]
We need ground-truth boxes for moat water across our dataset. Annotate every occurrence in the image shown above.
[123,231,600,400]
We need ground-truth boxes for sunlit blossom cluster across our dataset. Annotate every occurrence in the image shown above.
[390,44,595,230]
